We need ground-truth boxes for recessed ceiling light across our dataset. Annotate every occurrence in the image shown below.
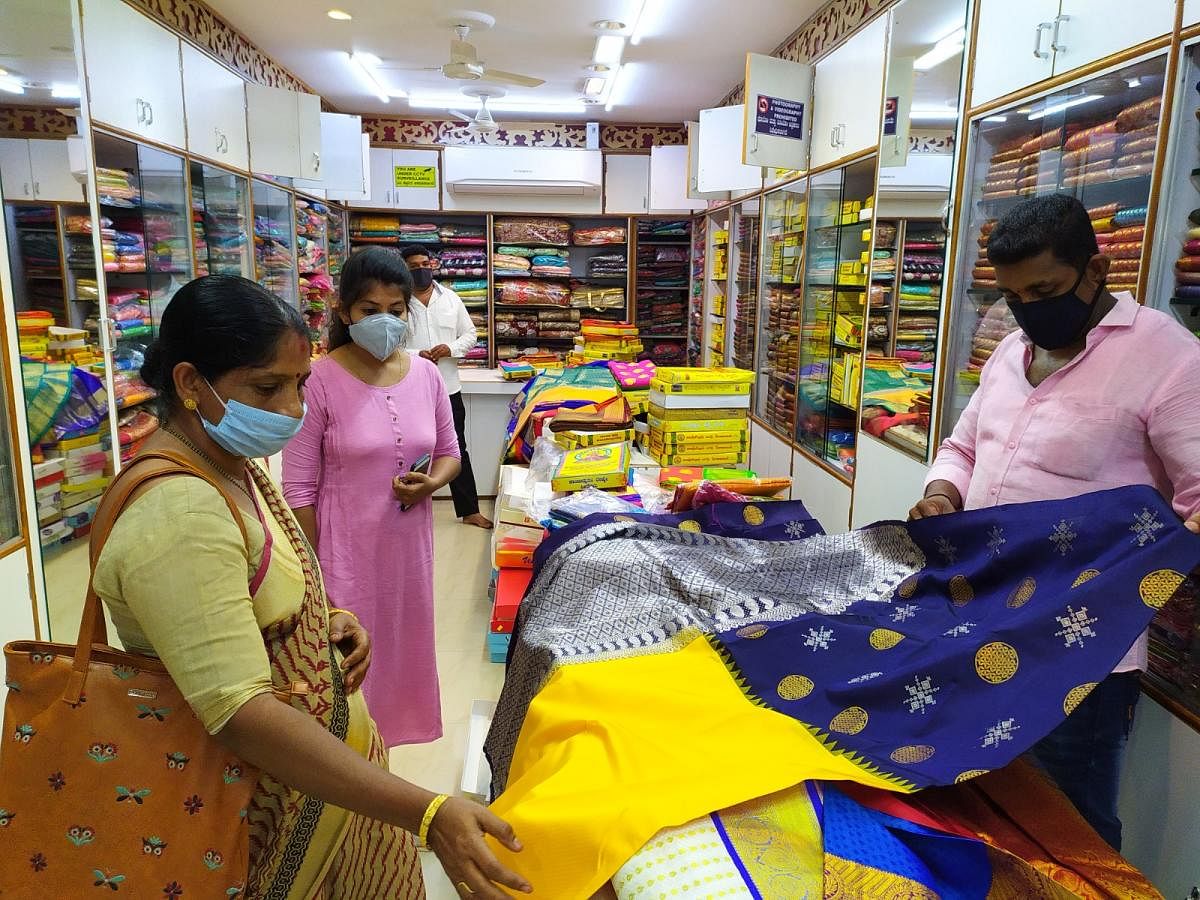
[327,8,352,20]
[593,34,626,66]
[583,76,605,96]
[586,63,611,74]
[593,19,626,31]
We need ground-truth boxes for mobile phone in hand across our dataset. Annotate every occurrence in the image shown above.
[400,454,433,511]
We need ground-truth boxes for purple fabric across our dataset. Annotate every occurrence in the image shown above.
[283,355,460,746]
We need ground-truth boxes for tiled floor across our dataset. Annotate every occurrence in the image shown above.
[41,500,505,898]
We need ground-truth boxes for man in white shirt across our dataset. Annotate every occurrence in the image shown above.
[401,244,492,529]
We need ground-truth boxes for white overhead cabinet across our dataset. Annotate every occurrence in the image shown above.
[246,84,323,179]
[181,44,249,172]
[810,16,887,170]
[0,139,82,202]
[81,0,186,150]
[697,105,763,193]
[328,133,372,203]
[971,0,1176,107]
[604,154,650,214]
[649,145,706,212]
[743,53,814,172]
[295,113,367,195]
[1187,0,1200,29]
[368,147,441,210]
[686,121,728,201]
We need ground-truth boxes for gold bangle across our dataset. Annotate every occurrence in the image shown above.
[328,607,360,624]
[419,794,451,847]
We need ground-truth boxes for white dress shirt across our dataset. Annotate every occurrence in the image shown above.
[405,281,477,395]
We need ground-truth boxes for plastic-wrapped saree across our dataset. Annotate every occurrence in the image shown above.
[484,486,1194,898]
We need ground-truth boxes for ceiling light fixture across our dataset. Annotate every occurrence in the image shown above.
[909,107,959,121]
[51,83,81,99]
[327,8,352,20]
[913,26,966,72]
[0,77,25,95]
[593,34,626,67]
[593,19,626,31]
[1126,76,1142,88]
[409,96,587,114]
[982,115,1008,123]
[586,63,611,74]
[583,76,605,96]
[630,0,653,45]
[349,51,393,103]
[1026,94,1100,120]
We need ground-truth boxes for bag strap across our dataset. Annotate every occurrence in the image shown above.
[64,450,251,705]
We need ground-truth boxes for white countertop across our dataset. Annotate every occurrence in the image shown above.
[459,368,526,395]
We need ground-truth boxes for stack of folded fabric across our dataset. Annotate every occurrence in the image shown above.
[1061,120,1117,188]
[144,213,187,273]
[641,341,687,367]
[18,231,60,272]
[647,367,752,467]
[1016,129,1062,196]
[1112,97,1161,179]
[572,320,641,364]
[587,253,628,278]
[537,309,581,342]
[95,167,140,206]
[635,292,685,336]
[297,235,326,274]
[530,252,571,278]
[637,220,688,239]
[107,289,153,342]
[494,217,571,246]
[980,136,1027,200]
[114,231,146,272]
[495,279,570,307]
[1095,203,1146,294]
[438,223,486,246]
[439,247,487,277]
[399,221,440,244]
[570,283,625,313]
[970,219,997,289]
[13,206,56,227]
[451,278,489,309]
[493,252,532,276]
[350,214,400,246]
[573,225,626,246]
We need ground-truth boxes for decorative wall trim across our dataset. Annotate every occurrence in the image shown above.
[0,106,77,139]
[909,130,955,154]
[362,118,687,149]
[719,0,899,107]
[122,0,314,95]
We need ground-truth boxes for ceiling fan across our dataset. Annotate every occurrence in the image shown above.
[449,89,500,134]
[394,13,544,89]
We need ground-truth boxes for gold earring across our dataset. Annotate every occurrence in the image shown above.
[184,398,198,411]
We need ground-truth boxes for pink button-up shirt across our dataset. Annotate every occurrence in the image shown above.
[927,292,1200,671]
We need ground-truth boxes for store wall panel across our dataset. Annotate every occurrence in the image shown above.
[791,451,851,532]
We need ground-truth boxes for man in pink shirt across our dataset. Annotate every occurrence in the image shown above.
[911,194,1200,850]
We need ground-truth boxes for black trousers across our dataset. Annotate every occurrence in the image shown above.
[448,391,480,518]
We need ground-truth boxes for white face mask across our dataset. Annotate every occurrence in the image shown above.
[348,313,408,361]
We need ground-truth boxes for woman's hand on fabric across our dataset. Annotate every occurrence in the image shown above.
[909,494,957,520]
[427,797,531,898]
[393,471,436,507]
[329,612,371,692]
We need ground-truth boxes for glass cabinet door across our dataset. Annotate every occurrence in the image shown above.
[942,55,1168,439]
[190,162,252,278]
[756,180,806,436]
[688,215,706,366]
[797,169,842,461]
[327,205,348,289]
[252,180,298,307]
[296,196,332,355]
[729,198,760,370]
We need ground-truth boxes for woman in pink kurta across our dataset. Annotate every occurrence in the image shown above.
[284,247,460,747]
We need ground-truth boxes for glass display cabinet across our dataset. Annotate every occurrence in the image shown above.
[190,162,252,278]
[704,207,731,366]
[252,178,298,307]
[729,197,760,370]
[755,178,807,436]
[795,157,878,477]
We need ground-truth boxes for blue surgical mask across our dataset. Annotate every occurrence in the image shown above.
[199,379,305,459]
[349,313,408,361]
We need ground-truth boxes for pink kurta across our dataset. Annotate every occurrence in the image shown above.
[283,354,458,746]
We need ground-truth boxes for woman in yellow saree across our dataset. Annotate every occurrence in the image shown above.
[92,275,530,899]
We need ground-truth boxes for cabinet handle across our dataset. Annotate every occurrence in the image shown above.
[312,151,321,174]
[1033,21,1052,60]
[144,101,154,126]
[1051,14,1069,53]
[22,182,29,196]
[33,181,39,197]
[830,127,838,148]
[135,98,145,124]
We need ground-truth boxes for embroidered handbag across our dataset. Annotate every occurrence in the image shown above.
[0,456,260,898]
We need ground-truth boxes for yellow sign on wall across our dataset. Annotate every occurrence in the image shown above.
[393,165,438,188]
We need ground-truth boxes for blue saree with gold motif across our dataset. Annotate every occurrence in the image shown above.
[485,486,1192,897]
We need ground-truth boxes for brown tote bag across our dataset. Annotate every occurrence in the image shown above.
[0,454,263,898]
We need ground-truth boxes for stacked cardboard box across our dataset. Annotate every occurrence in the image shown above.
[43,432,111,543]
[570,320,642,364]
[646,368,752,467]
[487,466,553,662]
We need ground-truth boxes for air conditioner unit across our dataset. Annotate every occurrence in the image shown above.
[443,146,602,196]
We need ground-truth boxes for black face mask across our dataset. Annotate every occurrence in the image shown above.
[1006,269,1099,351]
[410,268,435,290]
